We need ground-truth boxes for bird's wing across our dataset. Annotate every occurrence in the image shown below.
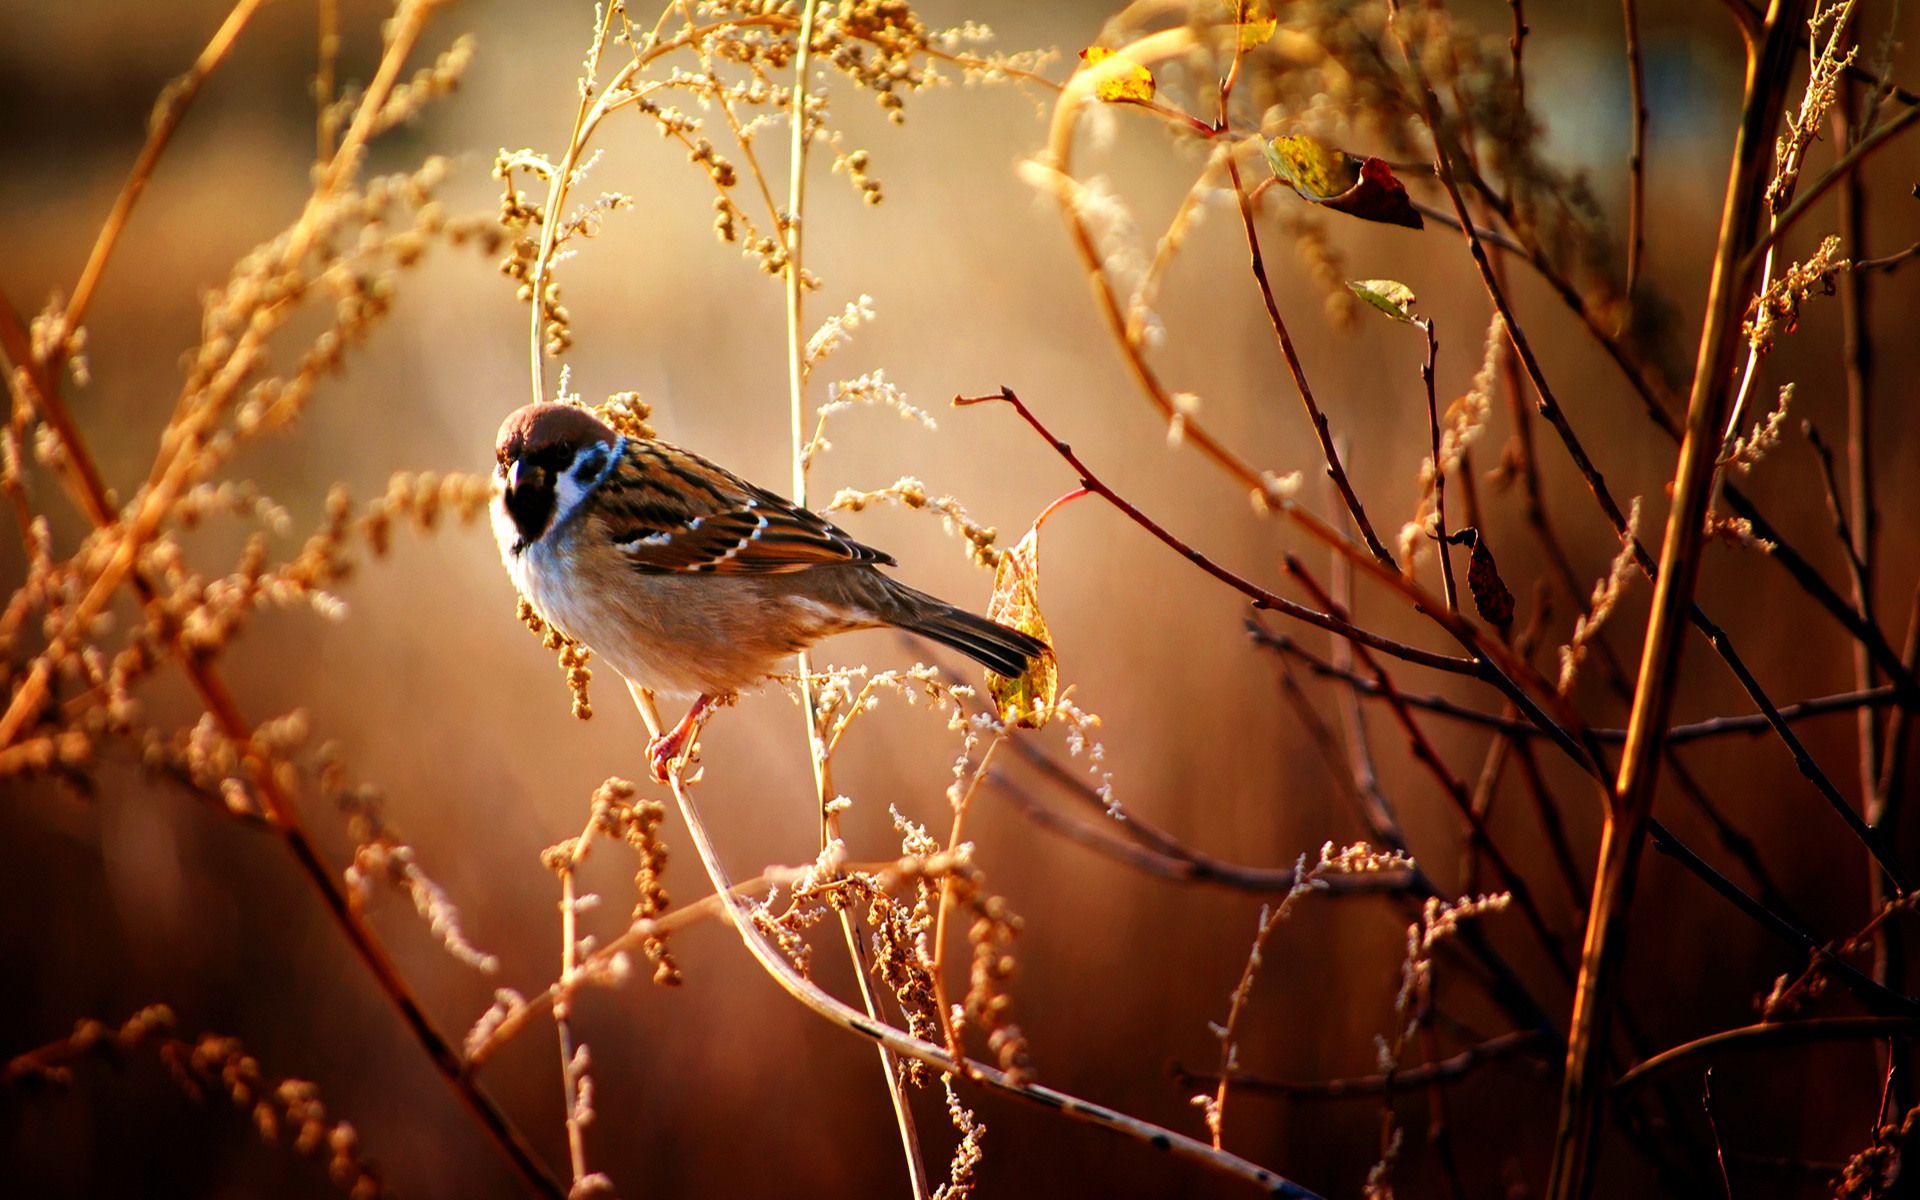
[596,440,894,575]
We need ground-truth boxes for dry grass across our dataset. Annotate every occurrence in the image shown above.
[5,1,1920,1197]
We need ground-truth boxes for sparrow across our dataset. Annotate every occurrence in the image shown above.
[491,402,1050,780]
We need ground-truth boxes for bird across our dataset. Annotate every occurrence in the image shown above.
[491,402,1050,781]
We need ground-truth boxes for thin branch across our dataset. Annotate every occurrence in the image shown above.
[1253,624,1898,743]
[1224,136,1395,568]
[987,768,1408,894]
[1616,1018,1920,1097]
[1172,1029,1551,1101]
[52,0,268,373]
[1854,241,1920,272]
[1540,3,1809,1195]
[1739,101,1920,273]
[956,387,1596,773]
[1646,821,1919,1018]
[954,390,1475,676]
[1622,0,1649,294]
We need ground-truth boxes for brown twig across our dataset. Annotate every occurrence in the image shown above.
[1616,1018,1920,1096]
[1173,1029,1550,1100]
[1542,3,1807,1195]
[1223,134,1396,568]
[1621,0,1649,295]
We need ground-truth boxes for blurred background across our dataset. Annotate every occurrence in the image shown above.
[3,0,1919,1196]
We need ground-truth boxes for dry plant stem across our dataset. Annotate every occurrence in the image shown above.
[1174,1029,1548,1100]
[53,0,267,369]
[930,734,1006,1065]
[556,847,593,1191]
[1832,86,1902,1038]
[0,380,569,1196]
[3,0,445,748]
[1417,318,1458,610]
[774,5,926,1190]
[1615,1018,1920,1096]
[1545,5,1807,1196]
[1621,0,1648,295]
[1739,99,1920,272]
[0,8,567,1195]
[656,763,1327,1200]
[1222,141,1394,568]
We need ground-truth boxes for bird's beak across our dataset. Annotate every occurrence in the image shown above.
[506,459,523,493]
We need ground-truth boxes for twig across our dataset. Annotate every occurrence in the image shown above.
[1621,0,1649,294]
[0,10,568,1195]
[1223,133,1396,568]
[1646,821,1918,1018]
[1417,318,1458,611]
[1172,1029,1550,1100]
[1288,559,1572,983]
[1738,100,1920,273]
[1703,1070,1733,1200]
[986,768,1410,895]
[1537,3,1808,1195]
[1854,241,1920,272]
[1252,624,1898,743]
[1616,1018,1920,1096]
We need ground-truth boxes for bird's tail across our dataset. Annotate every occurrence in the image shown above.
[890,588,1049,678]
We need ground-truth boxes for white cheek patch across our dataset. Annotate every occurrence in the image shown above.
[549,436,622,531]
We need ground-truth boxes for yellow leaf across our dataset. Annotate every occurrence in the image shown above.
[1347,279,1418,322]
[1078,45,1156,104]
[1263,134,1360,202]
[1231,0,1277,51]
[986,525,1057,729]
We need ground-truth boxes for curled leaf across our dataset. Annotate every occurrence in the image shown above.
[1078,46,1156,104]
[987,521,1060,729]
[1348,279,1418,323]
[1446,528,1515,631]
[1264,135,1424,230]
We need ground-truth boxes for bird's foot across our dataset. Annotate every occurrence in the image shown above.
[646,694,722,783]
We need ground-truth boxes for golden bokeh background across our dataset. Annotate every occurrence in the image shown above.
[5,1,1920,1196]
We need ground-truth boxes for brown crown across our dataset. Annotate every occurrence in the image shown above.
[494,403,619,465]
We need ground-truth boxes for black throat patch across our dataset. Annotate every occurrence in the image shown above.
[504,462,557,550]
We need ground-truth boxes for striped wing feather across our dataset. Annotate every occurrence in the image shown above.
[599,440,893,575]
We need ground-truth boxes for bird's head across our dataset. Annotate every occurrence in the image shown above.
[492,402,621,551]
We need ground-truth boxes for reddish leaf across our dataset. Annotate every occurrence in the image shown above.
[1264,135,1424,230]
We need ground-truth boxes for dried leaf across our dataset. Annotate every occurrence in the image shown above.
[1348,279,1418,323]
[1078,46,1156,104]
[1230,0,1277,51]
[1265,135,1424,230]
[986,525,1057,729]
[1447,528,1514,630]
